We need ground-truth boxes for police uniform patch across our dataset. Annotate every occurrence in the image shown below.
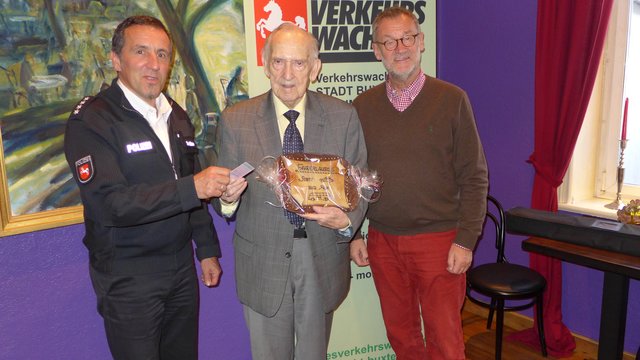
[69,96,95,119]
[75,155,94,184]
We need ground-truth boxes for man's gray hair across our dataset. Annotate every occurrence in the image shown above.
[261,23,320,64]
[372,7,420,41]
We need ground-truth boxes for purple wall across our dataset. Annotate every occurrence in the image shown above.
[437,0,639,354]
[0,214,251,359]
[1,1,638,358]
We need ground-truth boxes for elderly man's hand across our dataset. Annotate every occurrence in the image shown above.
[350,238,369,266]
[220,177,247,204]
[300,206,350,230]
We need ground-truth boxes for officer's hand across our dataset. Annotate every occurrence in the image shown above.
[194,166,230,199]
[200,257,222,287]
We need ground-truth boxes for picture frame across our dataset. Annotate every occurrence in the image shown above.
[0,0,247,236]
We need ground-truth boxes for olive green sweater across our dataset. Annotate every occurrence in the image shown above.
[353,76,488,250]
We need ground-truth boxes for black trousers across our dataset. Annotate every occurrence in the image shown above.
[90,261,199,360]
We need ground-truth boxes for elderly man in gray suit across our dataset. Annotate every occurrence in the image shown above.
[214,23,368,359]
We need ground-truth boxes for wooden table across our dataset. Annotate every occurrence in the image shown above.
[522,237,640,360]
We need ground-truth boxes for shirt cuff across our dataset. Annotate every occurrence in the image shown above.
[220,198,239,217]
[453,242,472,251]
[337,219,353,237]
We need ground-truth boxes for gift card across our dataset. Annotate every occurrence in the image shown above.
[231,162,254,179]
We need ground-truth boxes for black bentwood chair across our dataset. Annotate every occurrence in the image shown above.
[466,195,548,360]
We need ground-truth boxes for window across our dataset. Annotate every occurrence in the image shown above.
[619,0,640,184]
[559,0,638,218]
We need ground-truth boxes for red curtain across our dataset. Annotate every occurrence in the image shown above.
[509,0,614,357]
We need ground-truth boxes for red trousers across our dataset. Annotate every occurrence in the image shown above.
[368,227,466,360]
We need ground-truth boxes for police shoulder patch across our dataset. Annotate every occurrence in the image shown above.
[75,155,94,184]
[69,96,95,119]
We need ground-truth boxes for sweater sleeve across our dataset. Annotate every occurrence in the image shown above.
[452,91,489,249]
[187,165,221,261]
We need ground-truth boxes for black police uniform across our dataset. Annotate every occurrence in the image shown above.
[64,78,219,359]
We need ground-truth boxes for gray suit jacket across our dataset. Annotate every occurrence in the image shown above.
[215,90,368,317]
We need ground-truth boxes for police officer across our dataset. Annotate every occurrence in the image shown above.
[64,15,230,359]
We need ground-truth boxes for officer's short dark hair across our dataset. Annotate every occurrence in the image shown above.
[111,15,171,55]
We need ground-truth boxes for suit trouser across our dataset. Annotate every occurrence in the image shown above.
[89,261,199,360]
[243,237,333,360]
[368,227,466,360]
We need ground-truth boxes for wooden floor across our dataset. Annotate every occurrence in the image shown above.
[462,302,636,360]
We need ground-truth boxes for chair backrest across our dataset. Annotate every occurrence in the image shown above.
[486,195,507,263]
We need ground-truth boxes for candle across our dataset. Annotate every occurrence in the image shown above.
[622,97,629,140]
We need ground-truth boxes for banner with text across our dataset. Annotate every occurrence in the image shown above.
[245,0,436,102]
[243,1,436,358]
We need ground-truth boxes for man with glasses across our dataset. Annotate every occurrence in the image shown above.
[350,7,488,359]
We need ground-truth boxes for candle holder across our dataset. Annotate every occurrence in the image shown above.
[605,139,627,210]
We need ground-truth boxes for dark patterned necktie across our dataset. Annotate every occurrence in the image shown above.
[282,110,304,228]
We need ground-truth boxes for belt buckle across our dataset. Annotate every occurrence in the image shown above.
[294,228,307,238]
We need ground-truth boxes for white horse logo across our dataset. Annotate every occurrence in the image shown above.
[256,0,306,39]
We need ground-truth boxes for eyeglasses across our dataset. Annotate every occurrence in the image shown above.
[373,33,420,51]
